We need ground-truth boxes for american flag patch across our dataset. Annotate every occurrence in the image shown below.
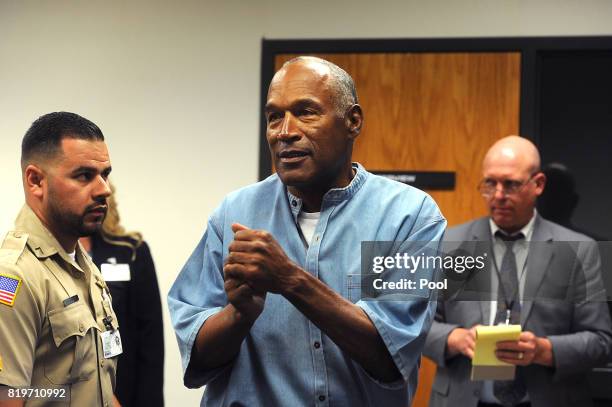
[0,274,21,307]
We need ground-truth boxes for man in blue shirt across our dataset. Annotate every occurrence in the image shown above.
[168,56,446,406]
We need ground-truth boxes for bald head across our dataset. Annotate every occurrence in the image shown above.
[273,56,358,115]
[481,135,546,233]
[483,135,541,176]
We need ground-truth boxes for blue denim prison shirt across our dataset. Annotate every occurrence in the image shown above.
[168,163,446,407]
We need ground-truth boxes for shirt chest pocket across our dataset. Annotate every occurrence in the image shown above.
[45,302,100,385]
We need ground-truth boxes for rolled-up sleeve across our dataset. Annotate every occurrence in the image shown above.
[357,213,446,386]
[167,214,229,388]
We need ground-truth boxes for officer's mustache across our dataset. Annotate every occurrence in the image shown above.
[84,200,108,214]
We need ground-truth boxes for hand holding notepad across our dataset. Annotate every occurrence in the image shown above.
[471,324,521,380]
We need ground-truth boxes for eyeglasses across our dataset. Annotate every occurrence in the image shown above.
[478,174,537,197]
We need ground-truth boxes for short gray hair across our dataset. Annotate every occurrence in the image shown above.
[282,56,358,114]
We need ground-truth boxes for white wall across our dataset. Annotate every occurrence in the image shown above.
[1,0,611,404]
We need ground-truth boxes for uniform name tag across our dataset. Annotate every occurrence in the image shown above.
[101,264,131,282]
[101,329,123,359]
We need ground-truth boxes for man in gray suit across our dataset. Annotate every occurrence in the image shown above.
[424,136,612,407]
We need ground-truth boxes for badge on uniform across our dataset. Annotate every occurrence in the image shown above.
[0,274,21,307]
[101,329,123,359]
[101,263,131,282]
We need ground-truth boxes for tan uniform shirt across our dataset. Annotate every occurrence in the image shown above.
[0,205,119,406]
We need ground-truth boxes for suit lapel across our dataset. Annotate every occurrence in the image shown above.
[521,216,554,325]
[469,219,494,324]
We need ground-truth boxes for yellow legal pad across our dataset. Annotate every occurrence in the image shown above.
[471,324,521,380]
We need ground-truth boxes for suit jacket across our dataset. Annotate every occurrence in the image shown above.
[91,234,165,407]
[423,215,612,407]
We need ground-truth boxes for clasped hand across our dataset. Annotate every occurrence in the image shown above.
[222,223,299,322]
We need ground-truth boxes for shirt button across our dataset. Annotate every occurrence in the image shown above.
[314,341,321,349]
[314,235,320,242]
[291,200,297,207]
[319,395,326,402]
[100,360,105,368]
[79,323,85,333]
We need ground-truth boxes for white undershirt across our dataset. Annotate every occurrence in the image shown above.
[297,211,320,246]
[68,251,76,262]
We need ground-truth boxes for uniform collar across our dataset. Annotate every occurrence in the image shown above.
[286,162,368,221]
[15,204,87,273]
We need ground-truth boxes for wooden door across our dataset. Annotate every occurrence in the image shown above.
[275,52,521,406]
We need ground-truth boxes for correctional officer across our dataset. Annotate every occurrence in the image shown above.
[0,112,121,407]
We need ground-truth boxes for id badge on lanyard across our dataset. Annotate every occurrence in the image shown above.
[100,286,123,358]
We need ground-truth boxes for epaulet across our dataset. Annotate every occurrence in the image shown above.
[0,231,30,266]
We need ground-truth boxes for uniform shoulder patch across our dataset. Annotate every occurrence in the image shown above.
[0,231,29,266]
[0,273,22,307]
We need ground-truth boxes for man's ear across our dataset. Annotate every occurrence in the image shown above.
[533,172,546,196]
[24,164,46,199]
[345,104,363,141]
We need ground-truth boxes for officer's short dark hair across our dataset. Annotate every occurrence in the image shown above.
[21,112,105,169]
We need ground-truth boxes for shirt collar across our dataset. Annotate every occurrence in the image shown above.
[489,209,537,241]
[286,162,368,221]
[15,204,86,272]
